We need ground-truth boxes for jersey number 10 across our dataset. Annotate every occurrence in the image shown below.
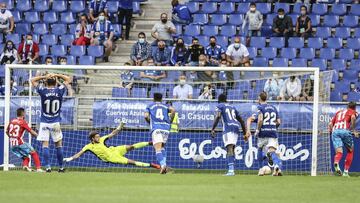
[44,99,60,114]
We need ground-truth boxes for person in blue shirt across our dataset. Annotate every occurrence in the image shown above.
[31,73,71,173]
[91,11,114,62]
[211,94,247,176]
[205,36,226,66]
[145,93,176,174]
[130,32,152,66]
[153,40,171,66]
[246,92,282,176]
[118,0,133,40]
[171,0,191,24]
[170,38,188,66]
[89,0,108,23]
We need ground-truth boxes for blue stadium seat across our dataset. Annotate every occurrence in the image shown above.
[340,0,354,3]
[331,4,347,15]
[132,88,147,98]
[34,0,49,12]
[51,24,67,35]
[221,25,236,37]
[252,57,268,67]
[51,45,67,56]
[198,35,209,46]
[70,46,86,56]
[6,34,21,44]
[261,26,273,37]
[192,14,208,24]
[335,27,350,38]
[350,59,360,69]
[319,48,335,60]
[316,27,331,38]
[257,3,271,15]
[32,34,40,44]
[16,0,31,12]
[187,2,199,13]
[307,37,323,49]
[38,44,48,56]
[334,81,351,93]
[289,14,299,26]
[15,23,30,35]
[12,10,21,23]
[350,4,360,16]
[261,47,277,58]
[343,15,359,28]
[250,37,266,48]
[347,38,360,50]
[203,25,218,36]
[272,58,289,67]
[42,34,58,46]
[247,47,257,59]
[24,11,40,23]
[330,91,342,101]
[70,0,85,13]
[355,28,360,38]
[211,14,227,26]
[228,14,243,26]
[288,37,304,48]
[266,14,277,26]
[311,59,327,71]
[274,3,289,13]
[174,24,182,36]
[308,15,320,27]
[347,92,360,102]
[331,59,346,70]
[88,46,104,57]
[281,48,297,59]
[219,2,235,14]
[79,56,95,65]
[269,37,285,48]
[300,48,315,59]
[184,25,201,36]
[33,23,49,35]
[292,58,307,67]
[236,3,249,14]
[182,35,192,45]
[43,11,58,24]
[343,70,359,81]
[65,55,76,65]
[293,3,304,14]
[132,2,141,14]
[327,37,343,49]
[216,35,228,48]
[107,1,119,14]
[61,12,76,24]
[323,15,339,27]
[52,0,67,12]
[312,4,328,15]
[60,34,75,46]
[112,88,128,97]
[339,48,354,60]
[201,2,217,14]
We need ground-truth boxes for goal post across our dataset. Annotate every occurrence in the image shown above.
[2,64,331,176]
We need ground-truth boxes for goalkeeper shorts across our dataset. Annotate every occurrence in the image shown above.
[108,146,129,165]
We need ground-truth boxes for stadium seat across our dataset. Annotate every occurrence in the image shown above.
[252,57,268,67]
[319,48,335,60]
[16,0,31,12]
[131,88,147,98]
[60,34,75,46]
[43,11,58,24]
[203,25,218,36]
[32,34,40,44]
[330,91,342,101]
[6,34,21,45]
[311,59,327,71]
[335,27,351,38]
[70,46,86,56]
[308,15,320,27]
[182,35,192,45]
[293,3,304,14]
[265,14,277,26]
[347,38,360,50]
[343,15,359,28]
[187,2,199,13]
[192,14,208,24]
[340,0,354,3]
[274,3,289,13]
[331,59,346,70]
[312,4,328,15]
[257,3,271,15]
[281,48,297,59]
[184,25,201,36]
[300,48,315,59]
[79,56,95,65]
[38,44,49,56]
[107,1,120,14]
[34,0,49,12]
[132,2,141,14]
[221,25,236,37]
[88,46,104,58]
[350,59,360,69]
[347,92,360,102]
[272,58,288,67]
[51,24,67,35]
[211,14,227,26]
[335,81,351,93]
[269,37,285,48]
[24,11,40,23]
[219,2,235,14]
[288,37,304,49]
[355,28,360,38]
[201,2,217,14]
[66,55,76,65]
[307,37,323,49]
[250,37,266,48]
[289,15,299,26]
[112,88,128,97]
[174,24,182,36]
[261,47,277,58]
[327,37,343,49]
[315,27,331,38]
[198,35,209,46]
[61,12,76,24]
[42,34,58,46]
[12,10,21,23]
[292,58,307,67]
[236,3,250,14]
[350,4,360,16]
[247,47,257,59]
[33,23,49,35]
[331,4,347,15]
[323,15,339,27]
[52,0,67,12]
[15,23,31,35]
[228,14,243,26]
[343,70,359,81]
[70,0,86,13]
[216,35,228,48]
[51,45,67,57]
[339,49,354,60]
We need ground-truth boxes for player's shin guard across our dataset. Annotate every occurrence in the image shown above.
[134,161,150,167]
[56,147,64,168]
[30,152,41,169]
[227,155,235,172]
[334,151,343,164]
[156,151,166,167]
[22,157,30,167]
[344,151,353,171]
[42,147,50,168]
[270,152,282,169]
[132,142,149,149]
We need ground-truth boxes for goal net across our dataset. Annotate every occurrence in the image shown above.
[2,64,333,176]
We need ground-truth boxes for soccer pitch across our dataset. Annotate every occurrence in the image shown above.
[0,172,359,203]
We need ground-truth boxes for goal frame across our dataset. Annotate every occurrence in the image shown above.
[2,64,320,176]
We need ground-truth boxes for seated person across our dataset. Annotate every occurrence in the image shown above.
[198,83,215,100]
[295,5,312,39]
[272,8,293,47]
[140,69,167,82]
[299,75,314,101]
[187,37,205,66]
[226,37,250,67]
[130,32,151,66]
[173,75,193,100]
[89,0,108,23]
[0,40,18,64]
[91,11,114,62]
[120,62,134,95]
[171,0,191,24]
[73,14,92,46]
[17,34,40,64]
[264,73,284,100]
[0,3,14,34]
[278,76,301,101]
[153,40,171,66]
[196,54,216,82]
[205,36,226,66]
[170,38,188,66]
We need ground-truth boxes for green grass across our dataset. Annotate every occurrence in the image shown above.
[0,171,359,203]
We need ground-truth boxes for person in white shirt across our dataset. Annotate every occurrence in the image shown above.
[0,3,14,34]
[226,37,250,67]
[279,76,302,101]
[151,13,177,47]
[0,40,18,64]
[173,75,193,100]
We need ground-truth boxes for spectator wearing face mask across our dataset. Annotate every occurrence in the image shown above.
[187,37,205,66]
[205,36,226,66]
[173,75,193,100]
[130,32,151,66]
[91,11,114,62]
[279,76,302,101]
[299,75,314,101]
[153,40,171,66]
[18,34,40,64]
[89,0,108,23]
[273,8,293,47]
[295,5,312,39]
[19,81,31,96]
[0,40,18,64]
[171,0,191,24]
[0,3,14,34]
[242,2,263,47]
[151,13,177,47]
[226,37,250,67]
[73,14,92,46]
[197,54,216,82]
[264,73,284,100]
[170,38,188,66]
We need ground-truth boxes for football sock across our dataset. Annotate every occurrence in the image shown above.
[161,148,167,162]
[134,161,150,167]
[43,147,50,168]
[334,151,343,164]
[132,142,149,149]
[56,147,64,168]
[156,151,166,167]
[22,157,30,167]
[344,151,353,171]
[258,149,266,168]
[270,152,282,169]
[30,151,41,169]
[227,155,234,172]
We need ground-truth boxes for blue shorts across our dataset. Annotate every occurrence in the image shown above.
[11,143,34,158]
[331,129,354,149]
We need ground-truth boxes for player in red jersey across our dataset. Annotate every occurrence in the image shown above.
[6,108,44,172]
[328,102,359,177]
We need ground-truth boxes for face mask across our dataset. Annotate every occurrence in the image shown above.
[138,38,145,44]
[199,61,206,66]
[161,19,167,23]
[46,62,52,65]
[99,16,105,21]
[220,64,227,67]
[7,45,12,49]
[210,42,216,47]
[159,47,165,51]
[301,11,306,15]
[24,87,29,91]
[234,43,240,49]
[179,79,186,85]
[26,40,32,45]
[250,7,256,12]
[177,43,183,47]
[278,15,284,19]
[0,9,5,14]
[60,62,67,65]
[310,75,314,80]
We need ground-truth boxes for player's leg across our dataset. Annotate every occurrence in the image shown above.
[223,132,238,176]
[52,123,65,172]
[331,130,344,176]
[126,159,160,169]
[152,130,169,174]
[266,138,282,176]
[37,123,51,171]
[20,143,43,171]
[342,132,354,177]
[125,141,152,152]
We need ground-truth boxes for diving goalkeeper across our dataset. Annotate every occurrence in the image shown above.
[63,123,160,169]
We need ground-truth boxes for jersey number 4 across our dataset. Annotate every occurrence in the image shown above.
[155,109,164,120]
[44,99,60,114]
[263,112,276,125]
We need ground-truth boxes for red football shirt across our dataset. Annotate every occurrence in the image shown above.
[6,118,32,146]
[331,109,358,131]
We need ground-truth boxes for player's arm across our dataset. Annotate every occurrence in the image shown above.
[5,123,10,137]
[255,113,263,137]
[30,74,49,87]
[211,111,221,138]
[350,114,359,138]
[63,150,86,162]
[107,122,125,139]
[236,115,247,135]
[328,113,336,133]
[169,106,176,123]
[54,74,71,85]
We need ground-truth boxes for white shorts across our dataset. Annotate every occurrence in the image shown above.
[257,137,279,150]
[151,129,170,145]
[37,122,63,142]
[222,132,238,147]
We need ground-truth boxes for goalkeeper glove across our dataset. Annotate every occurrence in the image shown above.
[63,157,73,162]
[116,122,125,131]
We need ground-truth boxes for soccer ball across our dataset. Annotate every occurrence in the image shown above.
[192,155,204,163]
[262,166,272,175]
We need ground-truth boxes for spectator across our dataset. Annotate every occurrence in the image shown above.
[173,75,193,100]
[18,34,40,64]
[151,13,177,47]
[0,77,17,96]
[273,8,293,47]
[264,73,284,100]
[199,83,215,100]
[89,0,108,23]
[171,0,191,24]
[197,54,216,82]
[130,32,151,66]
[73,14,92,46]
[0,2,14,34]
[139,69,166,82]
[0,40,18,64]
[170,38,188,66]
[295,5,312,39]
[153,40,171,66]
[187,37,205,66]
[242,2,263,46]
[45,56,53,65]
[118,0,133,40]
[205,36,226,66]
[300,75,314,101]
[19,81,31,96]
[120,62,134,95]
[91,11,114,62]
[226,37,250,67]
[279,76,302,101]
